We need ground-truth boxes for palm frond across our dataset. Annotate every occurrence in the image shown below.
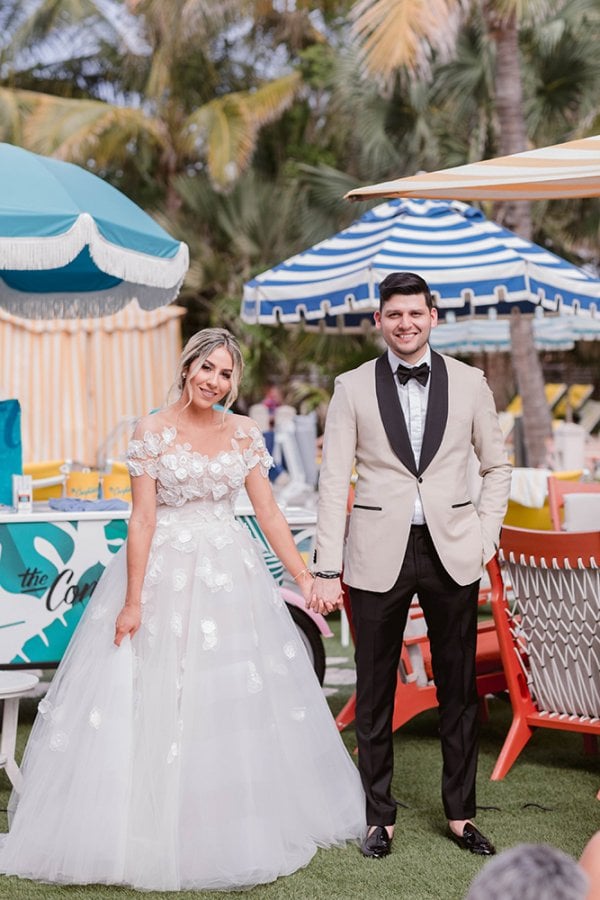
[490,0,557,26]
[16,92,166,164]
[319,48,402,177]
[182,72,301,188]
[0,87,42,144]
[131,0,244,36]
[349,0,464,80]
[186,97,254,188]
[1,0,145,73]
[243,72,302,127]
[523,8,600,144]
[175,170,304,269]
[293,163,360,212]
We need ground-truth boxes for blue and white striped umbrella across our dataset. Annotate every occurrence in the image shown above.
[242,198,600,328]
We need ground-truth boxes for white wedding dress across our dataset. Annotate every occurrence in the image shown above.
[0,424,365,891]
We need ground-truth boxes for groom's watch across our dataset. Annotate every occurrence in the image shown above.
[314,570,342,579]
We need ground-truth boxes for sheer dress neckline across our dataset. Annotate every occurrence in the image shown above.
[126,423,272,508]
[139,423,256,461]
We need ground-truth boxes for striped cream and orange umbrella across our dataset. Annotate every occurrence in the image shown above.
[345,135,600,202]
[0,301,185,465]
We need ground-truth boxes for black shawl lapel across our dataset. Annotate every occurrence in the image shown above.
[375,353,418,476]
[418,349,448,475]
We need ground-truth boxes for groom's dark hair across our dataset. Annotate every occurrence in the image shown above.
[378,272,435,310]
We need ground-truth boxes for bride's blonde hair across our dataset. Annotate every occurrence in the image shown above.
[169,328,244,412]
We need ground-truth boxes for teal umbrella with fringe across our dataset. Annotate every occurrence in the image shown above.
[0,143,188,318]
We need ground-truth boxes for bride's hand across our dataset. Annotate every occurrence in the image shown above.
[307,576,344,616]
[114,604,141,646]
[294,570,314,605]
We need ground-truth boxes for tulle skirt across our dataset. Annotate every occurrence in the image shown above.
[0,500,365,891]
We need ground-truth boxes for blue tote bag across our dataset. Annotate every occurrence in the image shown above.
[0,399,22,505]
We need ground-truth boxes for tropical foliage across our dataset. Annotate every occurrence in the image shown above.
[0,0,598,442]
[347,0,600,463]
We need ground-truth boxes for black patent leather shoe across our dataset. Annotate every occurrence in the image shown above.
[449,822,496,856]
[361,825,392,858]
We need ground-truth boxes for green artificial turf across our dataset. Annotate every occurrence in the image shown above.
[1,616,598,900]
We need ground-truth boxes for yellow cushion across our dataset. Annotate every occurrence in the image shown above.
[553,384,594,418]
[505,383,567,416]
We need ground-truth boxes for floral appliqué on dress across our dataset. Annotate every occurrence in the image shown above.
[126,424,272,508]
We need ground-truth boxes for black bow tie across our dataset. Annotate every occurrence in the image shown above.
[396,362,430,386]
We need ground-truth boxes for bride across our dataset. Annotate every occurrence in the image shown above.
[0,328,365,892]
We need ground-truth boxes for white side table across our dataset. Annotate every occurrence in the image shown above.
[0,671,39,793]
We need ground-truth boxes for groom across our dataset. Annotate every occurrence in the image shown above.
[309,272,511,859]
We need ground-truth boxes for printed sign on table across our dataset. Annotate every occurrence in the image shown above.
[0,517,127,667]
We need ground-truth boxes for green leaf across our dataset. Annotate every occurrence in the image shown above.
[0,522,74,598]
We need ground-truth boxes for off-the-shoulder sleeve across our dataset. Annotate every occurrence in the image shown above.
[126,427,174,479]
[234,425,273,478]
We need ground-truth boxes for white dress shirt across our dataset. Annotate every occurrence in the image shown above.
[387,346,432,525]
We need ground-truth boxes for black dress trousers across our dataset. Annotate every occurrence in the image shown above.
[349,524,480,824]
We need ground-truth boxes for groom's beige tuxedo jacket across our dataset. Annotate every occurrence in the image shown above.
[315,350,511,591]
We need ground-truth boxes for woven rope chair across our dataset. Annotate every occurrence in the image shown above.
[491,526,600,795]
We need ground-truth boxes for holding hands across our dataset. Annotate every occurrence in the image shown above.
[307,574,345,616]
[292,565,344,614]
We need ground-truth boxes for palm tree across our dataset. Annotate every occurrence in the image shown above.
[348,0,599,466]
[171,157,381,401]
[0,0,302,202]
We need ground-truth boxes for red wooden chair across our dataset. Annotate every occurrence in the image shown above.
[547,475,600,531]
[491,526,600,796]
[334,560,506,733]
